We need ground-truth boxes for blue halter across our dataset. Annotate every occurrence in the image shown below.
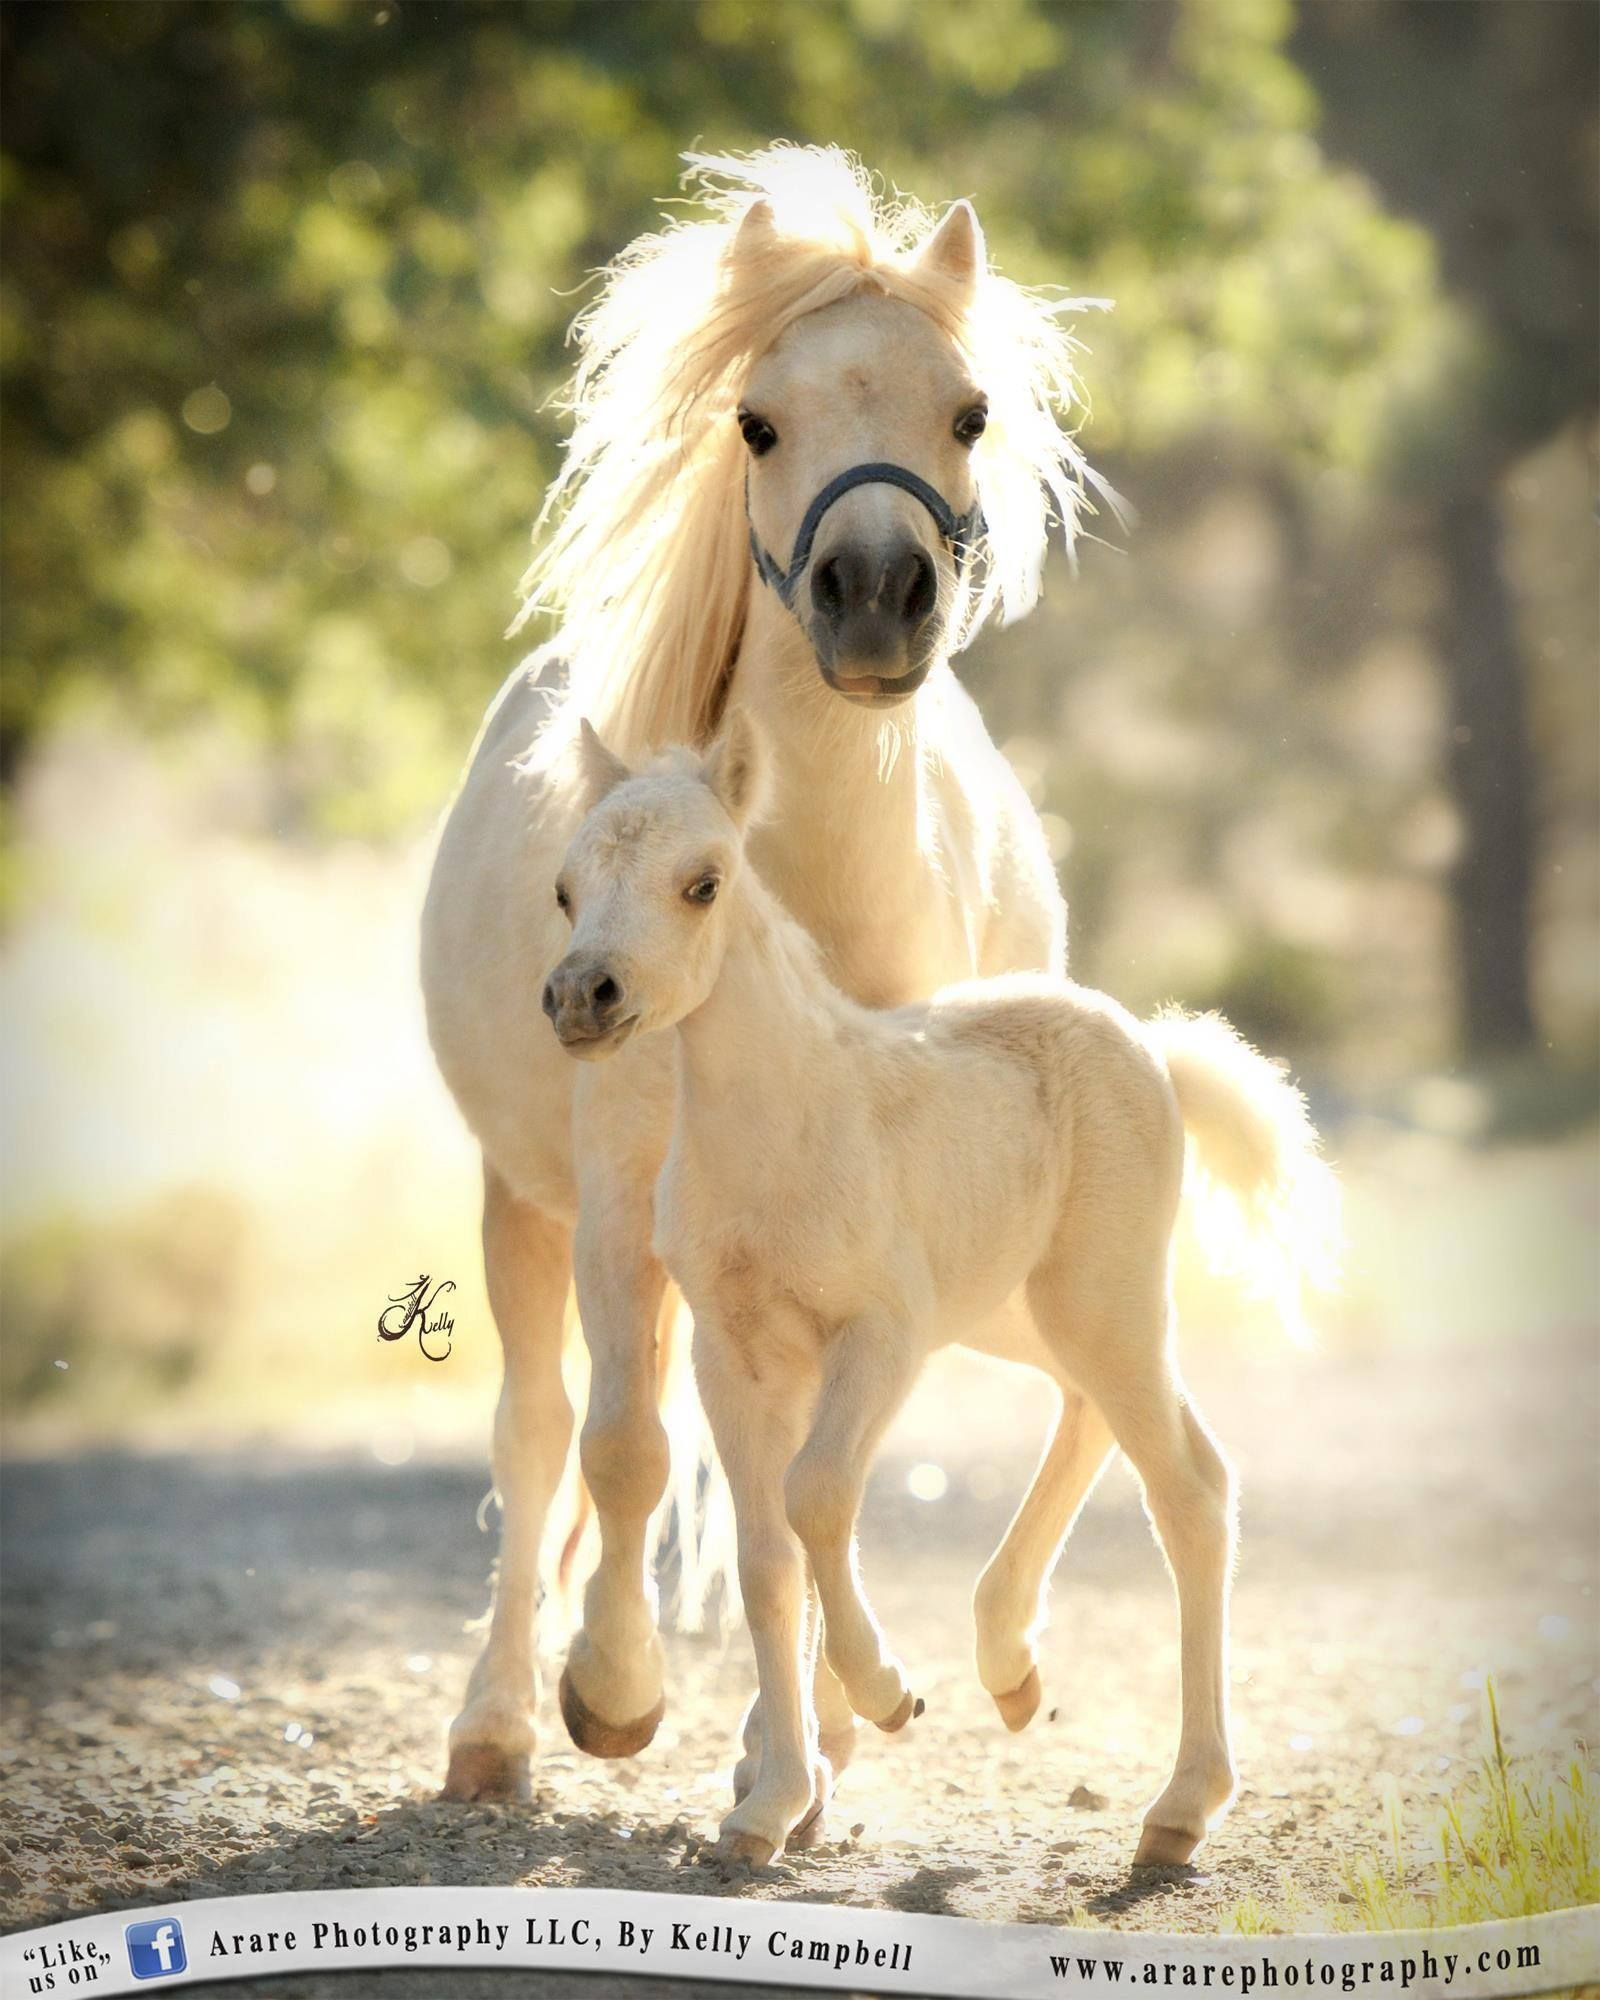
[746,461,985,610]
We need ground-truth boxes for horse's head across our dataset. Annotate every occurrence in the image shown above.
[544,714,766,1057]
[735,199,988,707]
[516,149,1104,755]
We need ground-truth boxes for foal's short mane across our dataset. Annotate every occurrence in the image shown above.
[516,145,1111,761]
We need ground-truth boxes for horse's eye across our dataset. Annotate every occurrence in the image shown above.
[738,409,778,457]
[954,402,988,444]
[684,875,720,906]
[554,882,570,914]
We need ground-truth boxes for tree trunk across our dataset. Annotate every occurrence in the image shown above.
[1433,490,1537,1059]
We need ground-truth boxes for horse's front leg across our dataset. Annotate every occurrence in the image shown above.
[442,1164,573,1800]
[784,1314,923,1731]
[559,1143,672,1757]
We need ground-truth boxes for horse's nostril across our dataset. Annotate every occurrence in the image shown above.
[813,554,845,618]
[591,973,621,1015]
[898,549,936,625]
[541,980,557,1019]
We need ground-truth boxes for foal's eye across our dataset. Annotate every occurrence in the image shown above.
[954,401,988,444]
[554,882,570,914]
[737,409,778,457]
[684,875,720,906]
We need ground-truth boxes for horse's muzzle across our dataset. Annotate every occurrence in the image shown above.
[817,659,935,706]
[808,534,938,703]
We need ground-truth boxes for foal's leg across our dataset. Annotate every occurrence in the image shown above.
[784,1317,923,1731]
[733,1602,859,1824]
[443,1164,573,1800]
[559,1166,672,1755]
[810,1622,862,1779]
[1031,1263,1237,1865]
[698,1321,828,1869]
[973,1384,1116,1731]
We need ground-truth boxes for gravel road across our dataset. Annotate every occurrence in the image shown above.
[3,1323,1595,1999]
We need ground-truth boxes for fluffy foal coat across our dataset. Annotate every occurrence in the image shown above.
[548,715,1338,1870]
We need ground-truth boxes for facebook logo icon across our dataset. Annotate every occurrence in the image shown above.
[126,1917,188,1979]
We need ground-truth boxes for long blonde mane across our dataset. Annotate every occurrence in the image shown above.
[516,145,1111,760]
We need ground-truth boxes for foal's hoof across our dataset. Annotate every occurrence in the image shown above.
[440,1744,532,1803]
[558,1668,664,1760]
[875,1690,924,1734]
[710,1830,779,1874]
[786,1799,828,1852]
[994,1666,1043,1734]
[1134,1822,1203,1868]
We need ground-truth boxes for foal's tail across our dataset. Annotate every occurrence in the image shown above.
[1149,1009,1342,1343]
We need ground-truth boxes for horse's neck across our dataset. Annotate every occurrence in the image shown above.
[673,876,854,1151]
[732,589,956,1004]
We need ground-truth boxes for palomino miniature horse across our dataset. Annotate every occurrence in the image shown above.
[421,145,1114,1814]
[546,715,1339,1870]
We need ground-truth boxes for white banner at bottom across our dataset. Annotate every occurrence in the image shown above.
[3,1887,1594,1999]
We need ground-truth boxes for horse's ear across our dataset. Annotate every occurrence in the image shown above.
[913,198,985,299]
[726,197,778,268]
[575,717,631,810]
[701,706,769,830]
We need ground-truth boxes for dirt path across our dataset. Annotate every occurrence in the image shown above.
[3,1326,1595,1998]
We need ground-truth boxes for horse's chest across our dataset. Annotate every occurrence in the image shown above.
[828,911,971,1010]
[752,843,976,1008]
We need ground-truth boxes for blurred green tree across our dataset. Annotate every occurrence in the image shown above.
[1,0,1436,792]
[1295,0,1599,1059]
[3,0,1581,1076]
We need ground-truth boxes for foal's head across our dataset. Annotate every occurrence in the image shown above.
[543,715,766,1057]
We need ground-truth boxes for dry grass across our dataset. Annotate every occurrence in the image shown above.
[1339,1683,1598,1931]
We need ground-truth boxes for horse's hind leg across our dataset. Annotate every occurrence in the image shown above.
[443,1163,574,1801]
[1029,1259,1237,1866]
[973,1383,1116,1731]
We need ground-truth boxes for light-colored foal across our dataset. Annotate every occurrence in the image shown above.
[545,714,1336,1871]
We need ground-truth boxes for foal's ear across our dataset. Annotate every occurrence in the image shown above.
[701,707,769,830]
[726,198,778,268]
[574,717,631,811]
[912,198,985,300]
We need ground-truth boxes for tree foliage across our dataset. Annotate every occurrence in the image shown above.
[3,0,1446,827]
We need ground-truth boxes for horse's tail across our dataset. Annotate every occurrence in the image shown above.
[1148,1009,1341,1344]
[653,1283,740,1633]
[546,1281,738,1636]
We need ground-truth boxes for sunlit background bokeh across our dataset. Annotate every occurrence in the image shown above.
[2,0,1594,1470]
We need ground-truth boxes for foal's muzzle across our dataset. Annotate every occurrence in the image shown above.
[542,954,636,1058]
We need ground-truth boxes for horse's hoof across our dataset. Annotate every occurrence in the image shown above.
[875,1689,922,1734]
[994,1666,1042,1734]
[786,1799,827,1852]
[440,1743,532,1803]
[1134,1821,1202,1867]
[710,1829,778,1874]
[558,1668,665,1760]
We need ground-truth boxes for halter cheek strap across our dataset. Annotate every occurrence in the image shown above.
[747,460,985,610]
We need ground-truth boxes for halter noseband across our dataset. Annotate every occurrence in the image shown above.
[746,461,985,610]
